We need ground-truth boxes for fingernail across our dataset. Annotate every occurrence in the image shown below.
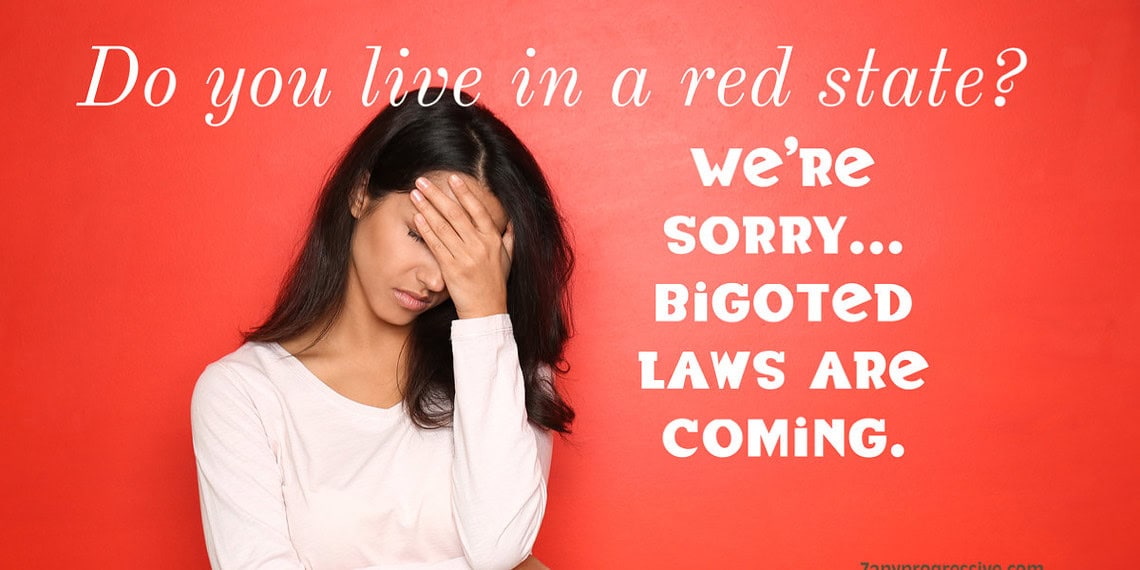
[415,177,429,189]
[411,189,424,202]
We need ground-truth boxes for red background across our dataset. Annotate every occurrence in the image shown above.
[2,2,1137,568]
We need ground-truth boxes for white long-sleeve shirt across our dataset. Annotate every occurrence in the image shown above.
[190,314,553,570]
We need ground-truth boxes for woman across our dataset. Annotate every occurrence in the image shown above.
[190,87,574,570]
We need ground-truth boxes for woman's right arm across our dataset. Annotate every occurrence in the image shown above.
[191,362,306,569]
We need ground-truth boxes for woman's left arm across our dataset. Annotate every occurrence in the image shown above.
[409,174,552,569]
[450,314,553,570]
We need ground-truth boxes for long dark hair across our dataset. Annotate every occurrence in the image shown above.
[245,87,575,433]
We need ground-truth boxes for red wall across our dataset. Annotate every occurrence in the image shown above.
[2,2,1137,568]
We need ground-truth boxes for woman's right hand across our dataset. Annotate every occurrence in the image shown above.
[409,173,514,319]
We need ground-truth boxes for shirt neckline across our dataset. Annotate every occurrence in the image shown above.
[266,341,406,419]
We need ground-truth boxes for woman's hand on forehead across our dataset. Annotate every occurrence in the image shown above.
[410,173,514,319]
[420,172,509,234]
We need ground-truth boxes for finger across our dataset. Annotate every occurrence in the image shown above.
[499,221,515,281]
[411,210,457,262]
[449,174,498,235]
[412,211,455,262]
[415,176,477,241]
[455,174,509,233]
[410,187,463,257]
[502,220,516,263]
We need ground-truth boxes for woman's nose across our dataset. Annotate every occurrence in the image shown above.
[417,257,446,293]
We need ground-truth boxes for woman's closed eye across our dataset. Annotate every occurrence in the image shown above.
[407,228,425,243]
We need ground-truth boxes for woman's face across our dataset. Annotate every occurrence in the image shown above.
[347,170,507,329]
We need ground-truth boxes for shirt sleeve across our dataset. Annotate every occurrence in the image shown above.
[449,314,554,570]
[190,362,306,569]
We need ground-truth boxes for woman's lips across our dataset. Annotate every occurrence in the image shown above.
[393,289,430,312]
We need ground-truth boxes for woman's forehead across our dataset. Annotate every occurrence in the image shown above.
[414,170,508,232]
[419,170,478,200]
